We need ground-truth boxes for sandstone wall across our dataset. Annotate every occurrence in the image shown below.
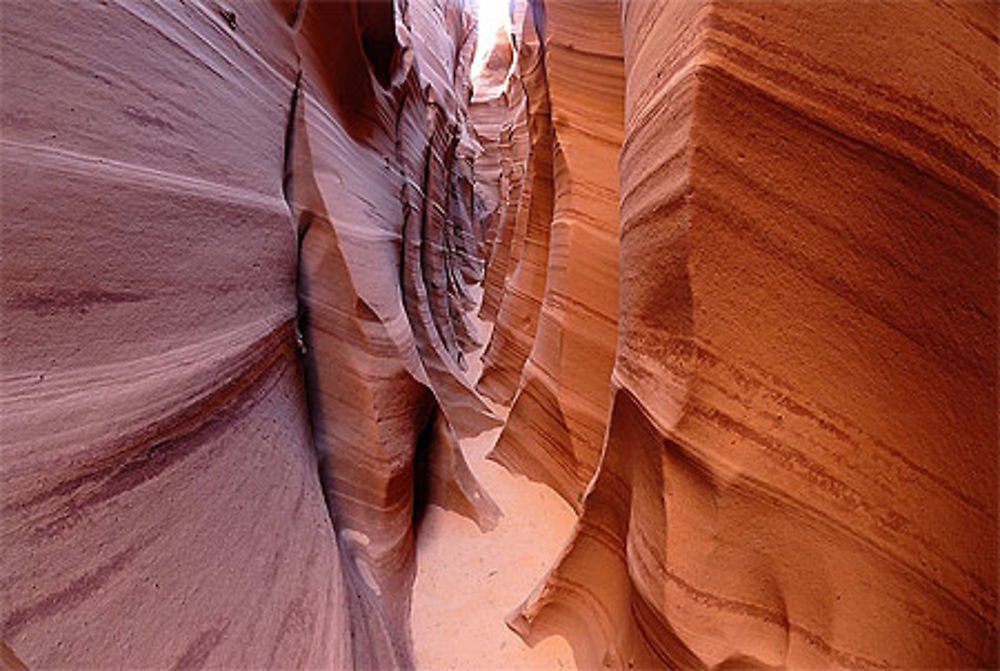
[1,0,494,667]
[480,0,998,667]
[486,0,625,511]
[476,2,556,406]
[3,0,997,668]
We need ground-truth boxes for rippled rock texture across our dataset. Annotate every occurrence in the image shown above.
[2,0,495,667]
[482,0,624,512]
[3,0,998,669]
[478,0,998,668]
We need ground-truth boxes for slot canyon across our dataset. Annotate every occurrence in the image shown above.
[1,0,997,668]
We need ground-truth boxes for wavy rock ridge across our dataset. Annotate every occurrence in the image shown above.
[476,0,998,668]
[2,0,998,669]
[2,0,495,667]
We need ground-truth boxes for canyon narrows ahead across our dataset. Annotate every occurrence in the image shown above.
[1,0,997,669]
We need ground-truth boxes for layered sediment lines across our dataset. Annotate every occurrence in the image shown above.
[476,3,556,407]
[2,0,495,667]
[474,64,530,326]
[289,0,499,664]
[3,0,998,668]
[0,3,351,667]
[481,0,998,668]
[485,0,625,511]
[471,27,527,326]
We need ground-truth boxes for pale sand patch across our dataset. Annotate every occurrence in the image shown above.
[411,424,577,669]
[411,288,577,669]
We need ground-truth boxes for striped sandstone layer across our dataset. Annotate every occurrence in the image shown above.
[2,0,997,668]
[475,0,998,668]
[476,2,557,407]
[1,0,496,667]
[486,0,625,511]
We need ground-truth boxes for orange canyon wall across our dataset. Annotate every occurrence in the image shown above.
[478,0,998,668]
[1,0,495,667]
[2,0,998,669]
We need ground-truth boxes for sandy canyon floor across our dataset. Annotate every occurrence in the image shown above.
[411,423,576,669]
[410,312,576,669]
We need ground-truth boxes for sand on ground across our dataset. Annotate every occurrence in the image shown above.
[410,302,577,670]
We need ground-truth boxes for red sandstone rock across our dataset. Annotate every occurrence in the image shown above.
[289,1,499,665]
[495,0,999,667]
[473,57,530,325]
[3,0,997,668]
[486,0,625,512]
[1,2,352,667]
[476,3,556,407]
[2,0,495,667]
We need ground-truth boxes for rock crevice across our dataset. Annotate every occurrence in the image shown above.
[2,0,997,668]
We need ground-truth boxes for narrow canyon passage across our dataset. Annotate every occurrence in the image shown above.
[411,424,573,669]
[1,0,997,669]
[410,308,576,668]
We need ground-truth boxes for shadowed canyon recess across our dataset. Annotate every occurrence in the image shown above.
[1,0,997,668]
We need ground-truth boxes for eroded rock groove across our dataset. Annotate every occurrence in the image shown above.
[1,0,996,669]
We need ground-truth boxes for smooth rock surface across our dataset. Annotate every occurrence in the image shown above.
[1,2,351,667]
[3,0,996,669]
[487,0,625,512]
[2,0,496,667]
[489,0,999,668]
[476,1,556,407]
